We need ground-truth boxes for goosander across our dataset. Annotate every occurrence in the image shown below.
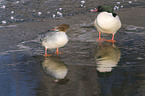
[92,5,121,43]
[40,24,70,57]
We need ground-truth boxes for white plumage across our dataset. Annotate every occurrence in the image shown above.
[38,24,70,57]
[41,31,68,49]
[94,12,121,34]
[92,5,122,43]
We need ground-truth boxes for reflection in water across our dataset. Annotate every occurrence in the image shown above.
[94,42,121,73]
[41,56,69,84]
[0,52,42,96]
[37,55,100,96]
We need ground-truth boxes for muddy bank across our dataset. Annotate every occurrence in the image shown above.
[1,0,144,24]
[0,5,145,53]
[118,7,145,27]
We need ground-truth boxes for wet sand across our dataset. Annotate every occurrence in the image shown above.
[0,6,145,53]
[119,7,145,27]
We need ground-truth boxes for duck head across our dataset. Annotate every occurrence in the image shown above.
[91,5,117,17]
[98,5,114,13]
[91,4,114,13]
[55,24,70,32]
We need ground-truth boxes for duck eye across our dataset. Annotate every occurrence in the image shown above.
[112,13,117,17]
[97,55,102,59]
[98,7,104,12]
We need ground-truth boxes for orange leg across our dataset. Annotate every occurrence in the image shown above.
[55,48,64,55]
[44,48,52,59]
[96,32,108,44]
[106,33,116,43]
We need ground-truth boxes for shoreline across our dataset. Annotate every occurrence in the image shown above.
[0,6,145,53]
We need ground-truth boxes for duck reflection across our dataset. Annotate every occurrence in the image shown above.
[94,42,121,73]
[41,56,69,84]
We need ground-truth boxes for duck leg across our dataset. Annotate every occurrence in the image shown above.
[44,48,52,58]
[96,32,108,44]
[55,48,64,55]
[106,33,116,43]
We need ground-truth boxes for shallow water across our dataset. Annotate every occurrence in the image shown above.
[0,0,145,96]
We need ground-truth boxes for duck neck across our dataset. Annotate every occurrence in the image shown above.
[54,30,59,32]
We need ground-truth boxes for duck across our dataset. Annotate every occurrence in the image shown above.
[39,24,70,57]
[94,41,121,72]
[92,4,121,43]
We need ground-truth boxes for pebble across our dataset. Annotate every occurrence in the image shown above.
[2,20,6,24]
[38,12,42,16]
[128,1,132,3]
[114,6,119,10]
[1,5,6,9]
[16,1,20,3]
[81,0,85,4]
[11,11,14,14]
[116,2,121,4]
[57,12,63,17]
[59,8,62,10]
[52,14,56,18]
[11,16,14,20]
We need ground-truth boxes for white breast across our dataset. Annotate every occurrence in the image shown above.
[42,32,68,49]
[94,12,121,34]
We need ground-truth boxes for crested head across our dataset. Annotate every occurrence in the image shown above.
[97,4,114,13]
[55,24,70,32]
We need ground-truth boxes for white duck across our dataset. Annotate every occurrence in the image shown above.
[92,5,121,43]
[40,24,70,57]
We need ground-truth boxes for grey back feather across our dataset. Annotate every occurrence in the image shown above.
[35,30,56,43]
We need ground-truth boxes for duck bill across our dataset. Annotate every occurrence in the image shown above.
[50,28,56,31]
[91,9,98,12]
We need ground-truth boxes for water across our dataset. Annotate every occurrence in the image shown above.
[0,0,145,96]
